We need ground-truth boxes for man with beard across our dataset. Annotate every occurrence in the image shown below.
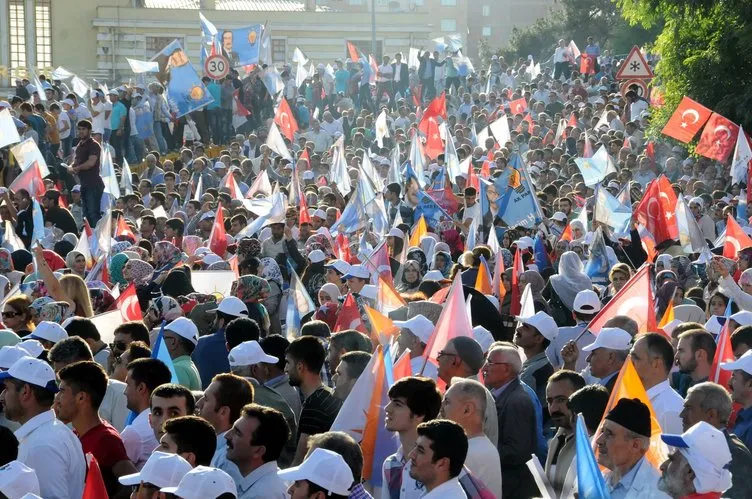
[674,330,715,398]
[67,119,103,226]
[284,336,342,466]
[543,370,586,496]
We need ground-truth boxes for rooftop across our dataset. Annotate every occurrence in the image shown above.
[142,0,338,11]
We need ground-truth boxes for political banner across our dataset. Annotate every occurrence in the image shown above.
[154,40,214,118]
[201,22,265,68]
[414,191,452,231]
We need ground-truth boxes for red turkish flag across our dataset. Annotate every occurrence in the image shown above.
[510,248,523,316]
[274,97,299,141]
[346,41,361,61]
[634,175,678,245]
[567,112,578,127]
[695,112,739,162]
[466,157,480,191]
[580,54,595,74]
[723,214,752,259]
[588,264,656,335]
[112,283,142,322]
[508,97,528,115]
[334,293,367,333]
[9,160,45,198]
[82,454,109,499]
[710,319,734,389]
[298,188,311,228]
[423,117,444,160]
[418,92,447,135]
[114,216,137,243]
[645,141,655,167]
[208,203,228,257]
[661,96,712,144]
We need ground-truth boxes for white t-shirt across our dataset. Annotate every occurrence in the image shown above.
[466,435,503,499]
[91,101,105,135]
[103,100,113,130]
[58,112,71,140]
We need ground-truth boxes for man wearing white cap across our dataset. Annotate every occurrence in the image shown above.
[161,465,237,499]
[394,314,438,379]
[343,264,370,296]
[163,317,202,390]
[0,357,86,499]
[582,327,631,394]
[279,447,354,499]
[28,321,68,350]
[0,460,40,499]
[311,209,327,230]
[658,422,732,499]
[514,311,557,408]
[547,289,600,371]
[721,350,752,450]
[119,451,192,497]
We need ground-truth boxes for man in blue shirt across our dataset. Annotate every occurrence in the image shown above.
[203,76,222,146]
[334,60,350,95]
[584,36,601,72]
[192,297,255,389]
[109,90,127,163]
[721,350,752,450]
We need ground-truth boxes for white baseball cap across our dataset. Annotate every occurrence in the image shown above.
[325,259,351,275]
[472,325,494,354]
[721,349,752,376]
[516,311,558,341]
[394,314,435,344]
[573,289,602,314]
[161,466,236,499]
[213,296,249,318]
[308,249,326,264]
[278,448,354,496]
[342,264,370,280]
[513,236,535,250]
[0,460,40,499]
[202,253,222,266]
[228,340,279,367]
[0,357,58,392]
[552,212,568,222]
[29,321,68,344]
[313,209,327,219]
[360,284,377,300]
[119,451,192,488]
[165,317,199,345]
[422,270,445,281]
[0,346,32,370]
[582,327,631,352]
[661,421,732,494]
[730,311,752,327]
[16,339,44,359]
[388,227,404,239]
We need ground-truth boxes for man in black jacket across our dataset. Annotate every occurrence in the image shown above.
[42,189,78,235]
[391,52,410,99]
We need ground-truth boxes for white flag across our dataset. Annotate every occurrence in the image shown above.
[101,147,120,199]
[120,158,134,195]
[10,139,49,177]
[443,124,462,184]
[246,170,272,198]
[408,47,420,69]
[51,67,74,80]
[375,110,389,148]
[265,123,293,161]
[0,109,21,149]
[71,76,90,100]
[127,58,159,74]
[595,109,610,130]
[330,136,352,196]
[731,125,752,185]
[292,47,308,65]
[489,114,511,146]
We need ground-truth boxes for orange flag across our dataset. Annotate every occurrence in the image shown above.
[377,274,407,314]
[365,305,399,344]
[560,224,573,242]
[409,215,428,247]
[475,256,493,295]
[492,250,506,305]
[600,359,668,468]
[657,301,674,340]
[724,214,752,259]
[588,264,656,335]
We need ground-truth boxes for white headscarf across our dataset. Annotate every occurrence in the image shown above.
[550,251,593,311]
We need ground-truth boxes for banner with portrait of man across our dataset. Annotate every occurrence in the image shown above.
[153,39,214,118]
[201,24,265,68]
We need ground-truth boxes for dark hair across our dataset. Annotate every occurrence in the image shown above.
[259,335,289,370]
[387,377,442,421]
[306,482,348,499]
[211,373,254,424]
[415,419,468,478]
[125,340,152,361]
[678,330,717,362]
[731,325,752,352]
[225,317,260,349]
[329,330,372,354]
[127,358,172,394]
[300,320,331,339]
[240,403,290,462]
[163,416,217,466]
[339,351,371,380]
[286,336,326,373]
[151,383,196,414]
[166,218,185,236]
[58,361,108,409]
[308,431,364,483]
[77,119,92,130]
[64,317,101,342]
[639,332,675,373]
[114,321,151,344]
[568,384,610,434]
[547,369,586,392]
[48,336,93,365]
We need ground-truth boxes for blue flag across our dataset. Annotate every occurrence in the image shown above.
[576,414,611,499]
[158,40,214,118]
[575,154,609,187]
[414,190,452,231]
[533,234,552,271]
[585,227,610,284]
[594,185,632,235]
[31,199,45,246]
[153,321,180,383]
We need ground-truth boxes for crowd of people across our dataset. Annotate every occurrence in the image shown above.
[0,32,749,499]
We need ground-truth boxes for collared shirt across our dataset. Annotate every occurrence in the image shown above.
[100,378,128,431]
[173,355,202,390]
[193,328,231,390]
[237,460,288,499]
[212,430,240,478]
[410,356,438,380]
[733,406,752,451]
[15,409,86,499]
[303,129,334,152]
[608,456,646,499]
[350,483,374,499]
[120,408,157,469]
[599,371,619,389]
[421,477,465,499]
[646,380,684,435]
[381,447,425,499]
[466,435,502,499]
[491,379,514,399]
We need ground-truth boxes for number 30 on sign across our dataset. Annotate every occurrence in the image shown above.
[204,55,230,80]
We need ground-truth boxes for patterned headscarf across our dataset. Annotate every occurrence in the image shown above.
[304,234,334,259]
[0,249,13,273]
[260,257,283,287]
[182,235,204,257]
[207,261,231,271]
[406,247,428,272]
[110,253,130,287]
[130,246,151,261]
[111,241,133,255]
[500,248,513,268]
[154,241,182,270]
[148,296,184,322]
[431,251,453,277]
[29,296,55,318]
[89,287,115,314]
[232,275,271,304]
[237,238,262,261]
[20,280,48,299]
[39,301,73,323]
[65,251,85,273]
[125,260,154,286]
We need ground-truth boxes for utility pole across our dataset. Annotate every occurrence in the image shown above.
[371,0,377,57]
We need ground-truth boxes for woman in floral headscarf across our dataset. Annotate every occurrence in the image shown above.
[88,287,115,315]
[260,257,284,335]
[123,260,155,286]
[29,296,55,324]
[145,296,184,329]
[0,248,22,286]
[406,247,428,273]
[38,301,73,324]
[153,241,182,271]
[110,253,130,289]
[237,237,262,261]
[430,250,453,278]
[232,275,271,334]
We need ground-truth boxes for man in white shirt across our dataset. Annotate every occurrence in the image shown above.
[320,111,343,139]
[394,315,439,380]
[121,357,172,469]
[90,90,106,141]
[408,419,468,499]
[303,119,334,153]
[0,357,86,499]
[377,55,394,101]
[630,333,684,434]
[553,39,573,81]
[440,378,502,498]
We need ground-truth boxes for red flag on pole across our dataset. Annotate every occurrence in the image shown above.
[723,214,752,259]
[695,112,739,162]
[274,97,299,141]
[112,283,142,322]
[114,216,137,243]
[82,454,109,499]
[587,265,656,335]
[710,319,734,389]
[208,203,228,257]
[661,96,713,143]
[334,293,367,333]
[510,248,523,316]
[346,41,361,61]
[423,118,444,160]
[634,176,679,245]
[418,92,447,135]
[508,97,528,115]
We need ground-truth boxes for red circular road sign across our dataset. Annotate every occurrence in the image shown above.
[204,54,230,80]
[620,79,648,99]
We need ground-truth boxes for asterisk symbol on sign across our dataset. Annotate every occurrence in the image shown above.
[630,62,640,71]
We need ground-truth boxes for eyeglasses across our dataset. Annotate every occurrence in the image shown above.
[1,311,18,319]
[109,341,127,352]
[484,360,511,367]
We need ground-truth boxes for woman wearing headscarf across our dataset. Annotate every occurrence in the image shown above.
[10,250,32,275]
[398,260,423,293]
[671,255,700,290]
[236,237,262,262]
[160,267,195,299]
[38,301,73,324]
[123,260,155,287]
[260,257,284,336]
[0,248,22,287]
[110,253,130,290]
[602,263,632,305]
[314,282,340,331]
[32,245,94,318]
[544,251,593,327]
[406,247,428,273]
[88,287,115,315]
[145,296,184,330]
[552,240,570,271]
[430,250,453,278]
[440,229,464,260]
[153,241,182,272]
[519,270,552,315]
[655,280,678,322]
[29,296,55,324]
[65,250,87,279]
[232,275,271,334]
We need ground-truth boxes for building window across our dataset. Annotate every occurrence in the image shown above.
[482,5,490,16]
[272,39,287,63]
[35,0,52,70]
[145,36,182,56]
[9,0,25,74]
[482,27,492,36]
[440,19,456,32]
[440,0,457,5]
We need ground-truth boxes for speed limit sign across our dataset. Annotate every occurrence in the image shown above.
[204,54,230,80]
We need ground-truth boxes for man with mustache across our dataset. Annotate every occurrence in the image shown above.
[543,370,586,496]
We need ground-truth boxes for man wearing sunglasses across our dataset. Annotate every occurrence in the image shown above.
[107,322,151,377]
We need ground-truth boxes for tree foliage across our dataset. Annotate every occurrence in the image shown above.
[618,0,752,132]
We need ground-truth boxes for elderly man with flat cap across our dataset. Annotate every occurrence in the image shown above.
[596,397,670,498]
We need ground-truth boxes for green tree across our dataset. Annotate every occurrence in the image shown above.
[618,0,752,132]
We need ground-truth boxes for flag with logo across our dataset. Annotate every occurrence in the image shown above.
[285,266,316,341]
